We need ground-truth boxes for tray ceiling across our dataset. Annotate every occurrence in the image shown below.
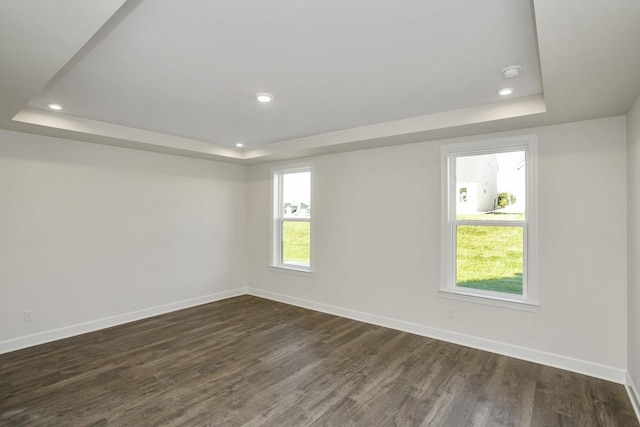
[2,0,639,162]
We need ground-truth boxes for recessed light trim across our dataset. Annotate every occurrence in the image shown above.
[236,143,244,148]
[47,103,64,111]
[497,88,514,96]
[255,93,274,103]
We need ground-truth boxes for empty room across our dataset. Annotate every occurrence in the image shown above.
[2,1,640,426]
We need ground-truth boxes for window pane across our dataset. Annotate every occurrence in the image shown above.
[456,151,525,220]
[282,171,310,219]
[282,221,310,266]
[456,225,523,295]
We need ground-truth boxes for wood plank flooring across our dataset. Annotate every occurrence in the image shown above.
[1,295,637,426]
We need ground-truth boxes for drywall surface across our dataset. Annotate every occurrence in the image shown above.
[248,116,628,375]
[628,95,640,389]
[0,130,247,344]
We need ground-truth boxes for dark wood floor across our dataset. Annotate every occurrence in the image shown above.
[0,295,637,426]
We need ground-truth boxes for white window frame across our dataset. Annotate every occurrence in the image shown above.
[440,135,538,311]
[271,163,313,273]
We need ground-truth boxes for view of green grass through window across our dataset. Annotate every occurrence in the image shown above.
[456,223,523,294]
[455,150,526,295]
[279,170,311,268]
[282,221,310,266]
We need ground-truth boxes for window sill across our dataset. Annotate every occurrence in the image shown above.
[269,265,313,277]
[439,290,539,312]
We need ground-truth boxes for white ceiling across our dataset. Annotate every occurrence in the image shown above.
[2,0,639,163]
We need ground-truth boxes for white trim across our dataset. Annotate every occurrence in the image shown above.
[627,372,640,422]
[0,288,247,355]
[241,95,546,162]
[440,134,539,308]
[439,290,538,312]
[14,107,242,160]
[268,266,314,277]
[270,162,314,272]
[1,286,629,389]
[13,96,546,163]
[247,287,625,384]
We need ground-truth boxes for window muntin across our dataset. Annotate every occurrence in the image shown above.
[442,136,537,307]
[272,166,312,271]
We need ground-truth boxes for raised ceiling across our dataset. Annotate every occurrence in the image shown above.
[2,1,639,163]
[26,0,543,147]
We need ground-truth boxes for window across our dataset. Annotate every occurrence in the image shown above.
[272,165,312,272]
[441,136,538,310]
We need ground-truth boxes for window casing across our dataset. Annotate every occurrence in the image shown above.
[441,136,538,310]
[272,165,312,272]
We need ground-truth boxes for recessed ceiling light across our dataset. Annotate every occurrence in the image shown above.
[502,65,522,79]
[497,88,514,96]
[255,93,274,103]
[236,143,244,148]
[47,103,64,111]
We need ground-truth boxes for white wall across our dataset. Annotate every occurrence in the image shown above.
[628,95,640,396]
[248,116,628,378]
[0,115,631,383]
[0,130,247,348]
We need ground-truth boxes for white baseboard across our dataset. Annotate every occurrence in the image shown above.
[627,372,640,422]
[0,288,247,355]
[1,286,629,389]
[248,287,627,384]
